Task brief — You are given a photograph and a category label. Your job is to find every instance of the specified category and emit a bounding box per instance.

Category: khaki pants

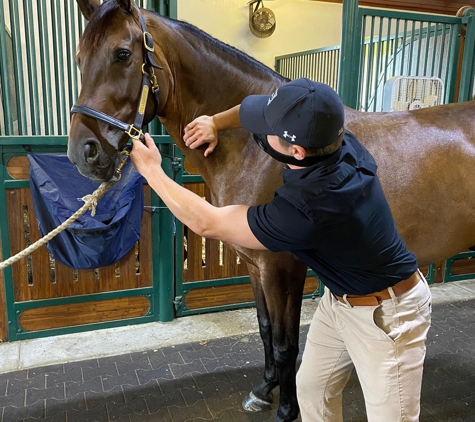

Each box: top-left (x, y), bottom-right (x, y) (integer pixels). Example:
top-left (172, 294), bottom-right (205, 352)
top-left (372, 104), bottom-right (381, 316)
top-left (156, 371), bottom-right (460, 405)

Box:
top-left (296, 274), bottom-right (432, 422)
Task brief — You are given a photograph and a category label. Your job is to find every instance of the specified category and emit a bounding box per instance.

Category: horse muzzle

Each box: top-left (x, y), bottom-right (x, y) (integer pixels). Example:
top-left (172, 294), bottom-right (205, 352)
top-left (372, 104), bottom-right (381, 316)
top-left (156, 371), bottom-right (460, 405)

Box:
top-left (67, 137), bottom-right (117, 182)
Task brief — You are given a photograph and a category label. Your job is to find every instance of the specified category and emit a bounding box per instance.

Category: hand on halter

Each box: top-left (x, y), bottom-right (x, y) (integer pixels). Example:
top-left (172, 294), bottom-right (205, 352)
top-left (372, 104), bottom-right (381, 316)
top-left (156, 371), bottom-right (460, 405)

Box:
top-left (130, 133), bottom-right (162, 180)
top-left (183, 115), bottom-right (218, 157)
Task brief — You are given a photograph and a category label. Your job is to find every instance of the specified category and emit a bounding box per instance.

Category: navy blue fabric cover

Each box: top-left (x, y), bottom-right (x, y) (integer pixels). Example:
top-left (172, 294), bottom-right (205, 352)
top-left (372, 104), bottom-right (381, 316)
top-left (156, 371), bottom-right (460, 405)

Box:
top-left (28, 154), bottom-right (144, 269)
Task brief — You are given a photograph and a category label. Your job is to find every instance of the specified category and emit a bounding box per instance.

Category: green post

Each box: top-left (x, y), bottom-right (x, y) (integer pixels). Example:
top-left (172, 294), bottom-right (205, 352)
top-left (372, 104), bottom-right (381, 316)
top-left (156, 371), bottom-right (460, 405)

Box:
top-left (338, 0), bottom-right (361, 108)
top-left (155, 141), bottom-right (175, 322)
top-left (0, 145), bottom-right (18, 340)
top-left (458, 8), bottom-right (475, 102)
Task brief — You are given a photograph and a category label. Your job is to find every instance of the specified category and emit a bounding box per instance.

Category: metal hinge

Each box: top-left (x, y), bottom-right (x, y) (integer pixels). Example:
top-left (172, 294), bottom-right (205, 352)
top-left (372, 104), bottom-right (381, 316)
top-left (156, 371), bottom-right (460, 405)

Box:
top-left (173, 295), bottom-right (183, 311)
top-left (172, 156), bottom-right (182, 171)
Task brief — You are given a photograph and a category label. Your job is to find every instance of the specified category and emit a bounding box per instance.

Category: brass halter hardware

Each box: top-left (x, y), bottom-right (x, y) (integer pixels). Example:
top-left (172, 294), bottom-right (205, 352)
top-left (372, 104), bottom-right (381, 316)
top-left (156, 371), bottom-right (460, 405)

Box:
top-left (115, 150), bottom-right (131, 180)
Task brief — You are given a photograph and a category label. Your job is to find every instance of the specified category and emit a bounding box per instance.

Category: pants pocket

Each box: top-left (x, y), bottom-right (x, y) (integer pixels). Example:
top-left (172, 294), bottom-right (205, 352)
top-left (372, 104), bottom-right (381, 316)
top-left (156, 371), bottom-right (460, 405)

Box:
top-left (372, 303), bottom-right (401, 342)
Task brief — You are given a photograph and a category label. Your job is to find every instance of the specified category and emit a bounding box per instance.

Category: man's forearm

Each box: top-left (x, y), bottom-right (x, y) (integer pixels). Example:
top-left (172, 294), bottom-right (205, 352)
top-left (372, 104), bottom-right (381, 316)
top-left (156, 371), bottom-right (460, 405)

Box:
top-left (141, 161), bottom-right (266, 250)
top-left (212, 105), bottom-right (241, 131)
top-left (145, 164), bottom-right (217, 238)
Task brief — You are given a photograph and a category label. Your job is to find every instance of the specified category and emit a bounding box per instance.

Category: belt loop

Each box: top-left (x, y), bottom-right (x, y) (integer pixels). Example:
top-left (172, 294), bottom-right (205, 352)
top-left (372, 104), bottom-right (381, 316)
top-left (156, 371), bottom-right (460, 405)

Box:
top-left (342, 294), bottom-right (353, 308)
top-left (387, 285), bottom-right (398, 303)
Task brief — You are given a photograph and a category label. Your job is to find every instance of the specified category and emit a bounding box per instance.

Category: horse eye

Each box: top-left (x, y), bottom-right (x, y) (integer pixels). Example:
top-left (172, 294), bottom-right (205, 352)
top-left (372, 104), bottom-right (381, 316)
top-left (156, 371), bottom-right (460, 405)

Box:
top-left (117, 50), bottom-right (131, 62)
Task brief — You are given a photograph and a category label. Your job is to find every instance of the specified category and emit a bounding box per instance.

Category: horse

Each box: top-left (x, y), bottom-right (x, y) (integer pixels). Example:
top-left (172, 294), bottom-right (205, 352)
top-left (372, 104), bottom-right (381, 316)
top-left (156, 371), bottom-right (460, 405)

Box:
top-left (68, 1), bottom-right (475, 420)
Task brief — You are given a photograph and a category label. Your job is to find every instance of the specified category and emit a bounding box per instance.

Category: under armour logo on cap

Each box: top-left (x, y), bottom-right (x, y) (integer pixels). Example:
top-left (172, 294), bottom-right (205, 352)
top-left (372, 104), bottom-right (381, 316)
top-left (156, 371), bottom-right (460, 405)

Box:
top-left (282, 131), bottom-right (296, 142)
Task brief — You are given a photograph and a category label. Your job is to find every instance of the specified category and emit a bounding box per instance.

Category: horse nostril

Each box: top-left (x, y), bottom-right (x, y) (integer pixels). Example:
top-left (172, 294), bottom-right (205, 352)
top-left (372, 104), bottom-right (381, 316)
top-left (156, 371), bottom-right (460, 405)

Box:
top-left (84, 141), bottom-right (98, 162)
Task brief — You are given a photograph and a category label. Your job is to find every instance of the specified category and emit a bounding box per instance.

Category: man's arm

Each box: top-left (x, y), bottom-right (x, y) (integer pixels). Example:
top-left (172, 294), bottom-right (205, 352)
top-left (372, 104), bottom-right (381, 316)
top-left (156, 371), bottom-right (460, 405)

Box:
top-left (183, 105), bottom-right (241, 156)
top-left (130, 134), bottom-right (267, 250)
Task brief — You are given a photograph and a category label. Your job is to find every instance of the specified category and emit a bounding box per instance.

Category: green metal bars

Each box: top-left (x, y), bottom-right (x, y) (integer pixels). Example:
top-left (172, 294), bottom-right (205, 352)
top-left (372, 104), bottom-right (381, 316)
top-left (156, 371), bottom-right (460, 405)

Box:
top-left (354, 9), bottom-right (463, 111)
top-left (275, 46), bottom-right (340, 90)
top-left (0, 0), bottom-right (178, 341)
top-left (275, 4), bottom-right (475, 112)
top-left (0, 0), bottom-right (177, 136)
top-left (338, 4), bottom-right (475, 110)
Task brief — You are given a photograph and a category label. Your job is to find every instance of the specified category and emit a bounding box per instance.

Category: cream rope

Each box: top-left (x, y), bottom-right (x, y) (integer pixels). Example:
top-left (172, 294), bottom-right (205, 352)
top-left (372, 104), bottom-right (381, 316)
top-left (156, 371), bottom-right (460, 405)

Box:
top-left (0, 178), bottom-right (118, 271)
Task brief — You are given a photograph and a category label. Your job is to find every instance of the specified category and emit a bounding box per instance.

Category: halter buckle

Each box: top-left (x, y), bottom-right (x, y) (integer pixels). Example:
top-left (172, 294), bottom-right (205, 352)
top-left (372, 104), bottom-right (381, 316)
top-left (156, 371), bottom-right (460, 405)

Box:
top-left (126, 125), bottom-right (143, 140)
top-left (150, 72), bottom-right (159, 93)
top-left (143, 32), bottom-right (154, 52)
top-left (114, 150), bottom-right (130, 181)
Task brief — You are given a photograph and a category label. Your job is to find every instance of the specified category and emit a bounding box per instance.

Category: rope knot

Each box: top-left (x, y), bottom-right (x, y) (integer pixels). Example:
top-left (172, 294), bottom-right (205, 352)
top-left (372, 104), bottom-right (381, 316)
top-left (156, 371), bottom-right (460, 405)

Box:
top-left (81, 194), bottom-right (98, 216)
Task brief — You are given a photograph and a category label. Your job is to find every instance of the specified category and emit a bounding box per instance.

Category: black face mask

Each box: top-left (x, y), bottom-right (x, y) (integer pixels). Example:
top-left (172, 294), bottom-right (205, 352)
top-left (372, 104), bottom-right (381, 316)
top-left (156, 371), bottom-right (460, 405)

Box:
top-left (253, 134), bottom-right (338, 167)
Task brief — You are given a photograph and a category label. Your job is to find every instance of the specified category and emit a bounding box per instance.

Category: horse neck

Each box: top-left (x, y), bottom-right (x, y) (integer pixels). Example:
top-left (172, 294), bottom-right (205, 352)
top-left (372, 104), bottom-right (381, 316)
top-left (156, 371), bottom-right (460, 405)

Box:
top-left (147, 13), bottom-right (284, 183)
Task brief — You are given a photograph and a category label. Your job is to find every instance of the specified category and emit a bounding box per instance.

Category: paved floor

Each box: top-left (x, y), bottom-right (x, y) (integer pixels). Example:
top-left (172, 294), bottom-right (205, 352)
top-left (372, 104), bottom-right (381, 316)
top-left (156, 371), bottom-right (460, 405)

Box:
top-left (0, 280), bottom-right (475, 421)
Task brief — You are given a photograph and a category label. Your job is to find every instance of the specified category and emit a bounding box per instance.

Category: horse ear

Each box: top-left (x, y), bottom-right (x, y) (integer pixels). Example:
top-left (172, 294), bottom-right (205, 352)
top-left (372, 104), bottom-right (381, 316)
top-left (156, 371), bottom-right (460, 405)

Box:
top-left (76, 0), bottom-right (100, 21)
top-left (116, 0), bottom-right (134, 13)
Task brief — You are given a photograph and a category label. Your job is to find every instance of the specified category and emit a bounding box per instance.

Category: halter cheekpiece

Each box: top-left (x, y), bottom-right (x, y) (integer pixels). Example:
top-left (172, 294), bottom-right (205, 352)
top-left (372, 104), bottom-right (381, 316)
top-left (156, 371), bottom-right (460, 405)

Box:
top-left (71, 12), bottom-right (162, 143)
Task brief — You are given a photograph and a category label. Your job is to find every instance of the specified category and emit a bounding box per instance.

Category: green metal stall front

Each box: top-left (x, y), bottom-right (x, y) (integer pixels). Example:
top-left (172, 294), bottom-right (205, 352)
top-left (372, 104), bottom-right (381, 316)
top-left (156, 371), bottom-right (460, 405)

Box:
top-left (0, 136), bottom-right (176, 341)
top-left (0, 0), bottom-right (180, 341)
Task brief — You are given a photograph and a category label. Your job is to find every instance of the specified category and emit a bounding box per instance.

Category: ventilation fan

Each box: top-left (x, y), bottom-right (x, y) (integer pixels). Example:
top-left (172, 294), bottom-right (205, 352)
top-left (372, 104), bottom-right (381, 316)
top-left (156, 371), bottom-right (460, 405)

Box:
top-left (382, 76), bottom-right (444, 112)
top-left (248, 0), bottom-right (276, 38)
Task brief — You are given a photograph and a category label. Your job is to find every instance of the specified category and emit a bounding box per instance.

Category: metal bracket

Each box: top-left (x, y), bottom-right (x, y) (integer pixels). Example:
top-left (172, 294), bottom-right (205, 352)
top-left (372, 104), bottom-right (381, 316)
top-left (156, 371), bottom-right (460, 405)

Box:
top-left (173, 296), bottom-right (183, 311)
top-left (172, 156), bottom-right (182, 171)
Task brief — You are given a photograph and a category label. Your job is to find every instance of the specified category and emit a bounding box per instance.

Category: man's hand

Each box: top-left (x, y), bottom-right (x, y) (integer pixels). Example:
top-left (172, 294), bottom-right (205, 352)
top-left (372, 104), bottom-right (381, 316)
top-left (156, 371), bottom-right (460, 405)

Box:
top-left (130, 133), bottom-right (162, 180)
top-left (183, 115), bottom-right (218, 157)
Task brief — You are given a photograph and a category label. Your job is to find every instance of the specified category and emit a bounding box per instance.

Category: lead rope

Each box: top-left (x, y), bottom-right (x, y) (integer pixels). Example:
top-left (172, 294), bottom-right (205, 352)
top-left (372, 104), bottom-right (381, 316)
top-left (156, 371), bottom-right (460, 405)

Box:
top-left (0, 150), bottom-right (130, 271)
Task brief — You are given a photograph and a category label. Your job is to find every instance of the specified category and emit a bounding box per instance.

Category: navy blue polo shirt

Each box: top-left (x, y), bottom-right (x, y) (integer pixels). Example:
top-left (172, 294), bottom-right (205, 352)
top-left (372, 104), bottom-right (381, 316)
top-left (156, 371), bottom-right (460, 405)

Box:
top-left (247, 131), bottom-right (417, 296)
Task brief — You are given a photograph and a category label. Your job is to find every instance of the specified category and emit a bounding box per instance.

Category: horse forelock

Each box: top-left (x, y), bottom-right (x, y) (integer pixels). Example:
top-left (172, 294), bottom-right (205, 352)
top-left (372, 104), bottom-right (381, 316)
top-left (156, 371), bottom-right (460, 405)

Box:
top-left (80, 1), bottom-right (139, 53)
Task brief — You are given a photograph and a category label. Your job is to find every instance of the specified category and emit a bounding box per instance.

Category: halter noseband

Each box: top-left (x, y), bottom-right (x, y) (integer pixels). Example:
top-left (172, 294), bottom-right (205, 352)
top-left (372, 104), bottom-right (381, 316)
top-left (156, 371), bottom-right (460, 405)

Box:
top-left (71, 13), bottom-right (162, 143)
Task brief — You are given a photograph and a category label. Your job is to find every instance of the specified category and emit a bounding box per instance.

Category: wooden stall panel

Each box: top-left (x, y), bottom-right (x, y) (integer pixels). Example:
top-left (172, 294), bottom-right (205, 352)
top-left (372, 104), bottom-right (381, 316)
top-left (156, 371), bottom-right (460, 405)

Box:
top-left (448, 254), bottom-right (475, 276)
top-left (183, 182), bottom-right (248, 283)
top-left (6, 156), bottom-right (29, 180)
top-left (19, 296), bottom-right (151, 331)
top-left (6, 184), bottom-right (153, 302)
top-left (185, 276), bottom-right (319, 311)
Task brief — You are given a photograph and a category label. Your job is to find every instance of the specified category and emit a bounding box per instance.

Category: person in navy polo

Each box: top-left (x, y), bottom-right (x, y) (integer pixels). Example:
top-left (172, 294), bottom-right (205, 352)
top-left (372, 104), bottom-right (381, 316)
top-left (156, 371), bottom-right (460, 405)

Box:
top-left (130, 78), bottom-right (432, 422)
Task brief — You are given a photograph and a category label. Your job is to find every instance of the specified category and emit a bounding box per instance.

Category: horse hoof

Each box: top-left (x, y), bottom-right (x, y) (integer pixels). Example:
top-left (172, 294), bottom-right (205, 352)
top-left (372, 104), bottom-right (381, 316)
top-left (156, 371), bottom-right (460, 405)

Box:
top-left (242, 391), bottom-right (274, 412)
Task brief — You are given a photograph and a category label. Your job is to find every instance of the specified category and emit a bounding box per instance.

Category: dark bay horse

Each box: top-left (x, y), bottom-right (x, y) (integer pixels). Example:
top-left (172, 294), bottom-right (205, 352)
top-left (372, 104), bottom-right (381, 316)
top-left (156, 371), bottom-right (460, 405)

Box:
top-left (68, 1), bottom-right (475, 420)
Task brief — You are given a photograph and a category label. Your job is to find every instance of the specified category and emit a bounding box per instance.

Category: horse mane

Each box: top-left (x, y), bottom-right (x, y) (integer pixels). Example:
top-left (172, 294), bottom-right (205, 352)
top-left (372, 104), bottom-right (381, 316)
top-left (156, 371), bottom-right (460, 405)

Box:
top-left (151, 12), bottom-right (287, 82)
top-left (81, 1), bottom-right (287, 82)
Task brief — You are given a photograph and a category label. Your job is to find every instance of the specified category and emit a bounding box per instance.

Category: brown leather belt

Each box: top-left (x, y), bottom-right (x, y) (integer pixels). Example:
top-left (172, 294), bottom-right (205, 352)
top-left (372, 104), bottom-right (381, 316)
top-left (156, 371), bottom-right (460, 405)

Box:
top-left (334, 271), bottom-right (422, 307)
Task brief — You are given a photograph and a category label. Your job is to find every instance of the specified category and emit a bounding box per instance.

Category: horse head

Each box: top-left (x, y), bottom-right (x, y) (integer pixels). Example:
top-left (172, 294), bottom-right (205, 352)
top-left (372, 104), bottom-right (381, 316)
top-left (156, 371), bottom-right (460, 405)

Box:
top-left (68, 0), bottom-right (169, 181)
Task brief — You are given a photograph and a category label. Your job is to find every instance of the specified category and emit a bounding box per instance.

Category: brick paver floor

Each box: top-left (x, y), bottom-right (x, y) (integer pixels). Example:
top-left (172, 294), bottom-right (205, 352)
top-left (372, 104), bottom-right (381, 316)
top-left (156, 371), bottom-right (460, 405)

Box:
top-left (0, 299), bottom-right (474, 421)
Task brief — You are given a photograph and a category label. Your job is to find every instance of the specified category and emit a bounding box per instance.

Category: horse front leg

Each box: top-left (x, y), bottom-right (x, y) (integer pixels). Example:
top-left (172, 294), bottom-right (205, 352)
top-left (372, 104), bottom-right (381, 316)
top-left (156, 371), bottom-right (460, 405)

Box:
top-left (242, 264), bottom-right (278, 412)
top-left (243, 259), bottom-right (308, 422)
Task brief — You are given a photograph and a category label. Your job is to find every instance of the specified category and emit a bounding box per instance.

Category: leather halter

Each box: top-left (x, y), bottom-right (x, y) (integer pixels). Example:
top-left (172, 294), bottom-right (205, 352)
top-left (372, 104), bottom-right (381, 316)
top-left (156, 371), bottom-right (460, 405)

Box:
top-left (71, 13), bottom-right (162, 143)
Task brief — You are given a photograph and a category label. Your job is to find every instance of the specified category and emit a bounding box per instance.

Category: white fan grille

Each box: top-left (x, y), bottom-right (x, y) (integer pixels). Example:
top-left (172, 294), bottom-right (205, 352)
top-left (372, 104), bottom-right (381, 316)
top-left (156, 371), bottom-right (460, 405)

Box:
top-left (383, 76), bottom-right (444, 112)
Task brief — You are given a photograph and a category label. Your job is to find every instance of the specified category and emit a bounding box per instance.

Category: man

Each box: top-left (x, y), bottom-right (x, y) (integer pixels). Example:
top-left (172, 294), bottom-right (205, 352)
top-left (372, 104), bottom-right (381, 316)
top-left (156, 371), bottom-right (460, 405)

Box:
top-left (130, 78), bottom-right (432, 422)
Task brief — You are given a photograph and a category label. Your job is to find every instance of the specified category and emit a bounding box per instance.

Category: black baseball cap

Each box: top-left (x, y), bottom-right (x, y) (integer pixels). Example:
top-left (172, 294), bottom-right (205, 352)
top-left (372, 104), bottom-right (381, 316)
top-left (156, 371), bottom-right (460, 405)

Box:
top-left (239, 78), bottom-right (344, 148)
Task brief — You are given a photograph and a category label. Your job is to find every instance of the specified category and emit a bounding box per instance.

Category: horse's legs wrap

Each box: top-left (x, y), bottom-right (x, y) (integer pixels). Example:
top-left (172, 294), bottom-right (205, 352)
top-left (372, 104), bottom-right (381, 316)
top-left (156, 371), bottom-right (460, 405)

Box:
top-left (244, 260), bottom-right (307, 422)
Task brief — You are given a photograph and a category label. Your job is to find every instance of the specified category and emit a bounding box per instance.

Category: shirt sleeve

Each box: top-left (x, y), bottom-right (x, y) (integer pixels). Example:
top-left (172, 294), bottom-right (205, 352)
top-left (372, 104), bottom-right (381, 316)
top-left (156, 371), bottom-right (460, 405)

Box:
top-left (247, 196), bottom-right (319, 252)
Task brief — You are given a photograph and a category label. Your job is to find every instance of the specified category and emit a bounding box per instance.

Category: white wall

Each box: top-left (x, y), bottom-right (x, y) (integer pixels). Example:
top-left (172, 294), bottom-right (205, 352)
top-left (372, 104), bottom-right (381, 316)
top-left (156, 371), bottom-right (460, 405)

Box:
top-left (177, 0), bottom-right (343, 70)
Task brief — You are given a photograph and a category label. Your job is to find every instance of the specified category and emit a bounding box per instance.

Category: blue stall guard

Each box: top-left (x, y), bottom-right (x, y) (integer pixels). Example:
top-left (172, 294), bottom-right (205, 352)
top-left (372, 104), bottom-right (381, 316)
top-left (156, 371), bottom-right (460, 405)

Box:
top-left (28, 154), bottom-right (144, 269)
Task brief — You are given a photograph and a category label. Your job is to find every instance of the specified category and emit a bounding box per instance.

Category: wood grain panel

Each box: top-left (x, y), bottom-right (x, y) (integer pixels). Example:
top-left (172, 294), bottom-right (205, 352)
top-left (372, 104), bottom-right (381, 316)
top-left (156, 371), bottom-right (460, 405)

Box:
top-left (320, 0), bottom-right (475, 16)
top-left (449, 256), bottom-right (475, 276)
top-left (182, 182), bottom-right (248, 282)
top-left (185, 283), bottom-right (255, 310)
top-left (7, 185), bottom-right (152, 302)
top-left (303, 276), bottom-right (319, 295)
top-left (185, 276), bottom-right (319, 310)
top-left (19, 296), bottom-right (150, 331)
top-left (6, 156), bottom-right (29, 180)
